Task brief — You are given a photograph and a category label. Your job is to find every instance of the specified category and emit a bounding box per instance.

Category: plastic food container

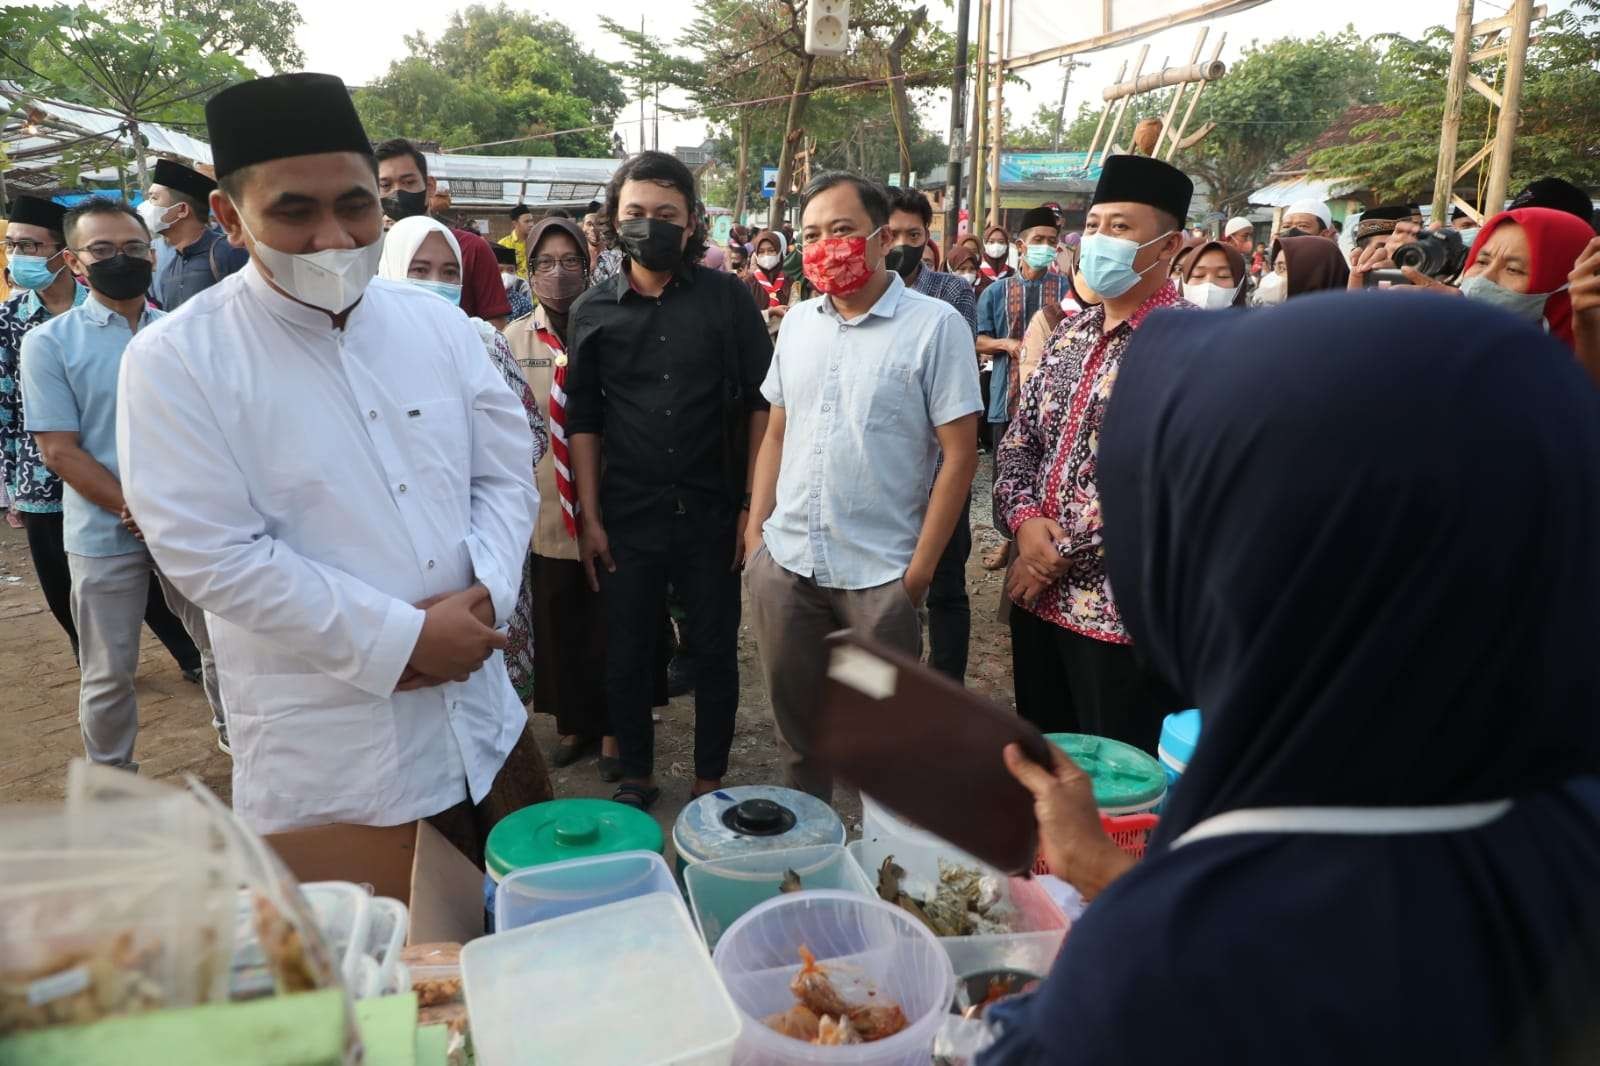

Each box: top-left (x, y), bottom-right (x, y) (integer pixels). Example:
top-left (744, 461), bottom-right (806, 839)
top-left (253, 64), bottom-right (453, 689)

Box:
top-left (462, 892), bottom-right (740, 1066)
top-left (685, 844), bottom-right (874, 950)
top-left (1158, 709), bottom-right (1202, 792)
top-left (363, 896), bottom-right (409, 997)
top-left (673, 786), bottom-right (845, 876)
top-left (482, 798), bottom-right (665, 927)
top-left (845, 837), bottom-right (1067, 980)
top-left (495, 850), bottom-right (678, 932)
top-left (712, 890), bottom-right (957, 1066)
top-left (1045, 733), bottom-right (1167, 816)
top-left (299, 881), bottom-right (372, 993)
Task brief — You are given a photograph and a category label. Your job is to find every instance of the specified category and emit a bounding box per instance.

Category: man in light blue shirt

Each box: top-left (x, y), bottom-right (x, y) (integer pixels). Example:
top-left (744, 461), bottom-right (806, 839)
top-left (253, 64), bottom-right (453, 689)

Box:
top-left (744, 172), bottom-right (982, 801)
top-left (19, 197), bottom-right (201, 769)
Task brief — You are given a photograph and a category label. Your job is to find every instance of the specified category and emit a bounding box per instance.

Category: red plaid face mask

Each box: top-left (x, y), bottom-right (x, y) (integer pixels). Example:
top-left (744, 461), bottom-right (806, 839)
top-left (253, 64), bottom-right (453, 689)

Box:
top-left (802, 230), bottom-right (880, 296)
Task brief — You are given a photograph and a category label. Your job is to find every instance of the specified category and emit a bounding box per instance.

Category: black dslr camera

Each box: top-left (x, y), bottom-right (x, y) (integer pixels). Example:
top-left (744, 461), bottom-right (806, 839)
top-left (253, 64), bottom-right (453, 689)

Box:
top-left (1367, 229), bottom-right (1469, 286)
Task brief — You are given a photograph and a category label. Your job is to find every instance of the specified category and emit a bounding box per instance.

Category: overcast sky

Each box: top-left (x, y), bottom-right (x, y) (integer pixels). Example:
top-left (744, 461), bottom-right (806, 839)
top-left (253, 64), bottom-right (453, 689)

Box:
top-left (294, 0), bottom-right (1571, 158)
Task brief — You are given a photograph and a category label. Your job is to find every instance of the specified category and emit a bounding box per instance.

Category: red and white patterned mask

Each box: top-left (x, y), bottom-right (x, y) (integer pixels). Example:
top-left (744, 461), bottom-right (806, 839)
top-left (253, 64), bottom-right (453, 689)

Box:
top-left (802, 230), bottom-right (880, 296)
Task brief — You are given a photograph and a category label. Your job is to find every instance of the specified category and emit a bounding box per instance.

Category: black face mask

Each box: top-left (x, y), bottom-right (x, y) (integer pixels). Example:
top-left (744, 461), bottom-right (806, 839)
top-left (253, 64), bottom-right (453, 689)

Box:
top-left (616, 218), bottom-right (684, 272)
top-left (883, 244), bottom-right (923, 281)
top-left (381, 188), bottom-right (429, 221)
top-left (86, 254), bottom-right (153, 301)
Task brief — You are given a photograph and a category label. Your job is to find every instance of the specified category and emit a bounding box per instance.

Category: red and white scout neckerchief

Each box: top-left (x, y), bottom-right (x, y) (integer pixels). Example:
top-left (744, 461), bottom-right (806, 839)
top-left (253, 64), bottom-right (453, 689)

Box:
top-left (536, 325), bottom-right (579, 538)
top-left (754, 267), bottom-right (786, 308)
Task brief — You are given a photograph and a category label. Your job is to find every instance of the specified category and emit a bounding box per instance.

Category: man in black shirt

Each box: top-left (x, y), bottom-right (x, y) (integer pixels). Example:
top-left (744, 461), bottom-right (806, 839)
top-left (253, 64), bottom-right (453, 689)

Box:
top-left (565, 151), bottom-right (773, 810)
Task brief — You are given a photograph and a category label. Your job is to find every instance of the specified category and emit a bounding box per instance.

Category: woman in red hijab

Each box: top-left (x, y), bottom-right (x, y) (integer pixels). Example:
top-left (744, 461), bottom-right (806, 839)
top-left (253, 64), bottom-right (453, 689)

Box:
top-left (1457, 206), bottom-right (1594, 348)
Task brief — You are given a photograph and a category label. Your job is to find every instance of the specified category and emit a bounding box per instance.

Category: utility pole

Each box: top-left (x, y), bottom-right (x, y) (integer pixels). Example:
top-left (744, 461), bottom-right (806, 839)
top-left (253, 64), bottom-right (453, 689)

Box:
top-left (638, 16), bottom-right (647, 153)
top-left (987, 0), bottom-right (1007, 228)
top-left (942, 0), bottom-right (971, 249)
top-left (970, 0), bottom-right (990, 232)
top-left (1051, 58), bottom-right (1088, 151)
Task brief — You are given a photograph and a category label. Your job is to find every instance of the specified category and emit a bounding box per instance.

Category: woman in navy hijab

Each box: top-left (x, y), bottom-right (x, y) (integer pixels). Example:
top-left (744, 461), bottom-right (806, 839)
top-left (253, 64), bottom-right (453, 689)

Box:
top-left (990, 291), bottom-right (1600, 1064)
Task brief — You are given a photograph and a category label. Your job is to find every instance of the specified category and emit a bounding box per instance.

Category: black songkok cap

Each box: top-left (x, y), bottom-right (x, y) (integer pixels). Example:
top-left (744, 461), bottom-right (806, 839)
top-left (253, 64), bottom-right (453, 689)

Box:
top-left (152, 158), bottom-right (216, 201)
top-left (206, 73), bottom-right (372, 180)
top-left (1018, 205), bottom-right (1060, 232)
top-left (6, 194), bottom-right (65, 232)
top-left (1091, 154), bottom-right (1193, 223)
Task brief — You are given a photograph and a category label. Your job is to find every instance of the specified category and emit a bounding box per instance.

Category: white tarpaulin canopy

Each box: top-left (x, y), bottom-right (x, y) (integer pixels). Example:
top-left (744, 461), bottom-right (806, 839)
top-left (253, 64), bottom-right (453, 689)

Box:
top-left (0, 84), bottom-right (212, 171)
top-left (423, 153), bottom-right (619, 209)
top-left (1005, 0), bottom-right (1271, 70)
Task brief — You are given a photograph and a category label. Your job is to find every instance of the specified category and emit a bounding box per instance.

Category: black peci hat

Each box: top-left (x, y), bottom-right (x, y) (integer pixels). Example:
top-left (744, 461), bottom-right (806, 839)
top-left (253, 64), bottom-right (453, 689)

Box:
top-left (205, 73), bottom-right (372, 180)
top-left (151, 158), bottom-right (216, 202)
top-left (1091, 154), bottom-right (1194, 223)
top-left (6, 194), bottom-right (66, 234)
top-left (492, 243), bottom-right (518, 267)
top-left (1018, 205), bottom-right (1060, 232)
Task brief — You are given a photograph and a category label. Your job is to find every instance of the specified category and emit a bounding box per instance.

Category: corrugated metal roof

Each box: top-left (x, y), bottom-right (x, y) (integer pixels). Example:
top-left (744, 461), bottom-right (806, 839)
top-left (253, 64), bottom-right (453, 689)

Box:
top-left (1248, 175), bottom-right (1361, 208)
top-left (423, 153), bottom-right (620, 208)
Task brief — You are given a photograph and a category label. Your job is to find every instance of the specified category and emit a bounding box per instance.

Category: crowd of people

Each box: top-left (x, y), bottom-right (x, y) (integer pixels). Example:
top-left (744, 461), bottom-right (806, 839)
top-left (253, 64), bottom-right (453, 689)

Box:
top-left (0, 66), bottom-right (1597, 1059)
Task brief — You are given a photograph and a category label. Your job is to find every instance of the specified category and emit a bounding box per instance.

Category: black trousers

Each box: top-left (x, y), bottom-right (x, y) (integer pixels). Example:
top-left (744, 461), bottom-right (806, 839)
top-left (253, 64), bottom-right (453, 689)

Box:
top-left (600, 511), bottom-right (741, 781)
top-left (1010, 606), bottom-right (1179, 754)
top-left (926, 500), bottom-right (971, 682)
top-left (20, 510), bottom-right (200, 668)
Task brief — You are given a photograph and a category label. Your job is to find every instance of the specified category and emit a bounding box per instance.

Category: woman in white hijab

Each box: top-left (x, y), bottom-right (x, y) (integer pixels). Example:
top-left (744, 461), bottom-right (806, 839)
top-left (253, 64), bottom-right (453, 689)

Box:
top-left (378, 215), bottom-right (549, 704)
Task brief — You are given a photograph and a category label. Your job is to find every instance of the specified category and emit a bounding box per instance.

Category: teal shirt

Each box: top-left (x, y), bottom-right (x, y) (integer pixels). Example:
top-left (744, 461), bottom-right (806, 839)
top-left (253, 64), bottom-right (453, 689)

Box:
top-left (19, 296), bottom-right (163, 556)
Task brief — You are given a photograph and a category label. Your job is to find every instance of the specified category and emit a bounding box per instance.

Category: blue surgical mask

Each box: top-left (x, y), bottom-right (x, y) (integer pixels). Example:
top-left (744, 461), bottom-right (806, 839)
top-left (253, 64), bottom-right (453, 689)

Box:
top-left (409, 278), bottom-right (463, 306)
top-left (1456, 227), bottom-right (1480, 249)
top-left (10, 253), bottom-right (63, 291)
top-left (1024, 244), bottom-right (1056, 270)
top-left (1458, 274), bottom-right (1562, 324)
top-left (1077, 230), bottom-right (1174, 299)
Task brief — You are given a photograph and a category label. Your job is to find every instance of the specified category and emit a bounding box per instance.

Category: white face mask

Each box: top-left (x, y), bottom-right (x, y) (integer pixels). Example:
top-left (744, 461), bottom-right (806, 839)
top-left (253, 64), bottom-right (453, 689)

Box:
top-left (984, 241), bottom-right (1009, 260)
top-left (240, 216), bottom-right (383, 313)
top-left (138, 199), bottom-right (176, 235)
top-left (1182, 280), bottom-right (1237, 310)
top-left (1254, 272), bottom-right (1288, 306)
top-left (755, 253), bottom-right (781, 271)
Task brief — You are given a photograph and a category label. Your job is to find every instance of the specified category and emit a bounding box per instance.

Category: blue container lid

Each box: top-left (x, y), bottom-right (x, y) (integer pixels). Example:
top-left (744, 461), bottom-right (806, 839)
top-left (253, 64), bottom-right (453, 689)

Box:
top-left (1159, 709), bottom-right (1202, 768)
top-left (672, 785), bottom-right (844, 866)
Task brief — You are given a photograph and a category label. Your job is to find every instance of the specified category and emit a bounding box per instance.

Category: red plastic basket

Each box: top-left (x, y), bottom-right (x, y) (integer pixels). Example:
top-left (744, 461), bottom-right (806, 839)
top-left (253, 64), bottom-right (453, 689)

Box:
top-left (1032, 812), bottom-right (1160, 876)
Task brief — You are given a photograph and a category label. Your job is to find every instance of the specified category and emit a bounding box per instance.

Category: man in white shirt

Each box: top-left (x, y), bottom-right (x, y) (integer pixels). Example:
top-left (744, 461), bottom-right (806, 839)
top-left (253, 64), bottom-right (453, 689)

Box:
top-left (116, 73), bottom-right (541, 861)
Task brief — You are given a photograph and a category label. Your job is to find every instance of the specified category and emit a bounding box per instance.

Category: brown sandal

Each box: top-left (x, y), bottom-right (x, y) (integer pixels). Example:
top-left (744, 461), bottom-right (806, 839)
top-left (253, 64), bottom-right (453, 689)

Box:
top-left (982, 544), bottom-right (1010, 571)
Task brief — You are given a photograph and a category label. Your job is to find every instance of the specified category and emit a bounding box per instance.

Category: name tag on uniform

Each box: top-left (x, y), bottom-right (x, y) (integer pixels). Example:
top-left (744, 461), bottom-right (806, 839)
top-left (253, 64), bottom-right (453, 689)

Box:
top-left (526, 357), bottom-right (552, 368)
top-left (407, 408), bottom-right (422, 418)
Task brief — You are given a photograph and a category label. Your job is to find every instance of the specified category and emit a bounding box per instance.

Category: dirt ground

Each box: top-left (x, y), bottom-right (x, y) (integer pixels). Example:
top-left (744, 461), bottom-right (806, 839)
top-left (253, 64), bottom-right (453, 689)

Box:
top-left (0, 464), bottom-right (1016, 847)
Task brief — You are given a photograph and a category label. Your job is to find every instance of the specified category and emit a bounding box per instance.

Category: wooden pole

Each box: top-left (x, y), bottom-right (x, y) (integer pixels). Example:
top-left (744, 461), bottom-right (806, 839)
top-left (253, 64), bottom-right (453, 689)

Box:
top-left (1431, 0), bottom-right (1477, 223)
top-left (1156, 29), bottom-right (1208, 155)
top-left (1164, 31), bottom-right (1225, 162)
top-left (987, 0), bottom-right (1007, 228)
top-left (1096, 43), bottom-right (1148, 168)
top-left (1081, 60), bottom-right (1126, 165)
top-left (1483, 0), bottom-right (1533, 214)
top-left (971, 0), bottom-right (990, 235)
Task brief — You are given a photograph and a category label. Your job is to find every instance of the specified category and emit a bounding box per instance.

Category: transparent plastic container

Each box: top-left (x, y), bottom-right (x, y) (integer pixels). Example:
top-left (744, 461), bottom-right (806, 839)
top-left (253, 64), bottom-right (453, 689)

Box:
top-left (299, 881), bottom-right (373, 993)
top-left (712, 890), bottom-right (956, 1066)
top-left (685, 844), bottom-right (874, 950)
top-left (363, 896), bottom-right (409, 997)
top-left (845, 838), bottom-right (1067, 980)
top-left (462, 892), bottom-right (740, 1066)
top-left (493, 850), bottom-right (678, 932)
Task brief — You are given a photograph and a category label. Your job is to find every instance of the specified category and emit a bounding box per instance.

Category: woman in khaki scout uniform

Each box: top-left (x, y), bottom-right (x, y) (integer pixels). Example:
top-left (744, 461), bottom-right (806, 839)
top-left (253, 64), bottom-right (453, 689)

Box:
top-left (504, 218), bottom-right (621, 779)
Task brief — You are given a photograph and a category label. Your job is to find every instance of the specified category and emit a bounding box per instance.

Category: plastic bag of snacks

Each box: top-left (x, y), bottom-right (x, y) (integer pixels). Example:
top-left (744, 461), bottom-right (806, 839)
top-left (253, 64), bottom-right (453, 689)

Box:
top-left (400, 943), bottom-right (471, 1066)
top-left (0, 763), bottom-right (361, 1064)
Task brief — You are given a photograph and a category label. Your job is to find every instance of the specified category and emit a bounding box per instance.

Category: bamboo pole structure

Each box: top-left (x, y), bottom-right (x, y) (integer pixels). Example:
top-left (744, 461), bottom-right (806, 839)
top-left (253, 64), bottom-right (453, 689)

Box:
top-left (1482, 0), bottom-right (1533, 213)
top-left (1431, 0), bottom-right (1478, 222)
top-left (987, 0), bottom-right (1008, 227)
top-left (971, 0), bottom-right (991, 233)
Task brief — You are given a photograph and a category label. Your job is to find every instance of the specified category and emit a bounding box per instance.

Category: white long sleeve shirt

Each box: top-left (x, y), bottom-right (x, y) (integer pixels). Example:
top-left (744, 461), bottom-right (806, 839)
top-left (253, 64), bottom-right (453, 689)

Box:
top-left (117, 264), bottom-right (537, 832)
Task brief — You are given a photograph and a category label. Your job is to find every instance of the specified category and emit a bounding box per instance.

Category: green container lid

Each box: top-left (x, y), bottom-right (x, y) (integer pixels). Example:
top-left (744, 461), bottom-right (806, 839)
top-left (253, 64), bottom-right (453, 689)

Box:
top-left (1045, 733), bottom-right (1167, 812)
top-left (485, 798), bottom-right (665, 881)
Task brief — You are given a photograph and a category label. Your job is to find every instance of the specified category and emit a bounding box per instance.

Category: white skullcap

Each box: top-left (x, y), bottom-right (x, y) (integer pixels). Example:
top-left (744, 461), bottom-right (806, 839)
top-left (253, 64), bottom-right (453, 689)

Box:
top-left (1224, 216), bottom-right (1253, 237)
top-left (1285, 198), bottom-right (1331, 228)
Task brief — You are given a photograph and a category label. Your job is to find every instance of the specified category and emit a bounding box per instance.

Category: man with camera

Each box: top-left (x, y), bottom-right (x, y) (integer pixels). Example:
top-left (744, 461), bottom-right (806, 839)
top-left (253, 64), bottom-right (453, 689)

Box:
top-left (1349, 226), bottom-right (1468, 290)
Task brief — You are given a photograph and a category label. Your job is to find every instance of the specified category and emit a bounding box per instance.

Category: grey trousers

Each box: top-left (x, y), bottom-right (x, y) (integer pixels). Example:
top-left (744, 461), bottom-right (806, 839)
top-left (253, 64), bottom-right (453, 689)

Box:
top-left (68, 549), bottom-right (153, 768)
top-left (746, 546), bottom-right (922, 803)
top-left (156, 571), bottom-right (222, 733)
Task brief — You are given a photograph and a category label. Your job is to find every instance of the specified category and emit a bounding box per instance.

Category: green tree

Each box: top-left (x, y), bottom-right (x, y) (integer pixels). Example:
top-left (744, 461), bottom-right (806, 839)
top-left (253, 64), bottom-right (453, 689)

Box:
top-left (674, 0), bottom-right (952, 227)
top-left (1177, 30), bottom-right (1381, 214)
top-left (1310, 3), bottom-right (1600, 204)
top-left (356, 3), bottom-right (627, 157)
top-left (113, 0), bottom-right (304, 71)
top-left (0, 4), bottom-right (253, 182)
